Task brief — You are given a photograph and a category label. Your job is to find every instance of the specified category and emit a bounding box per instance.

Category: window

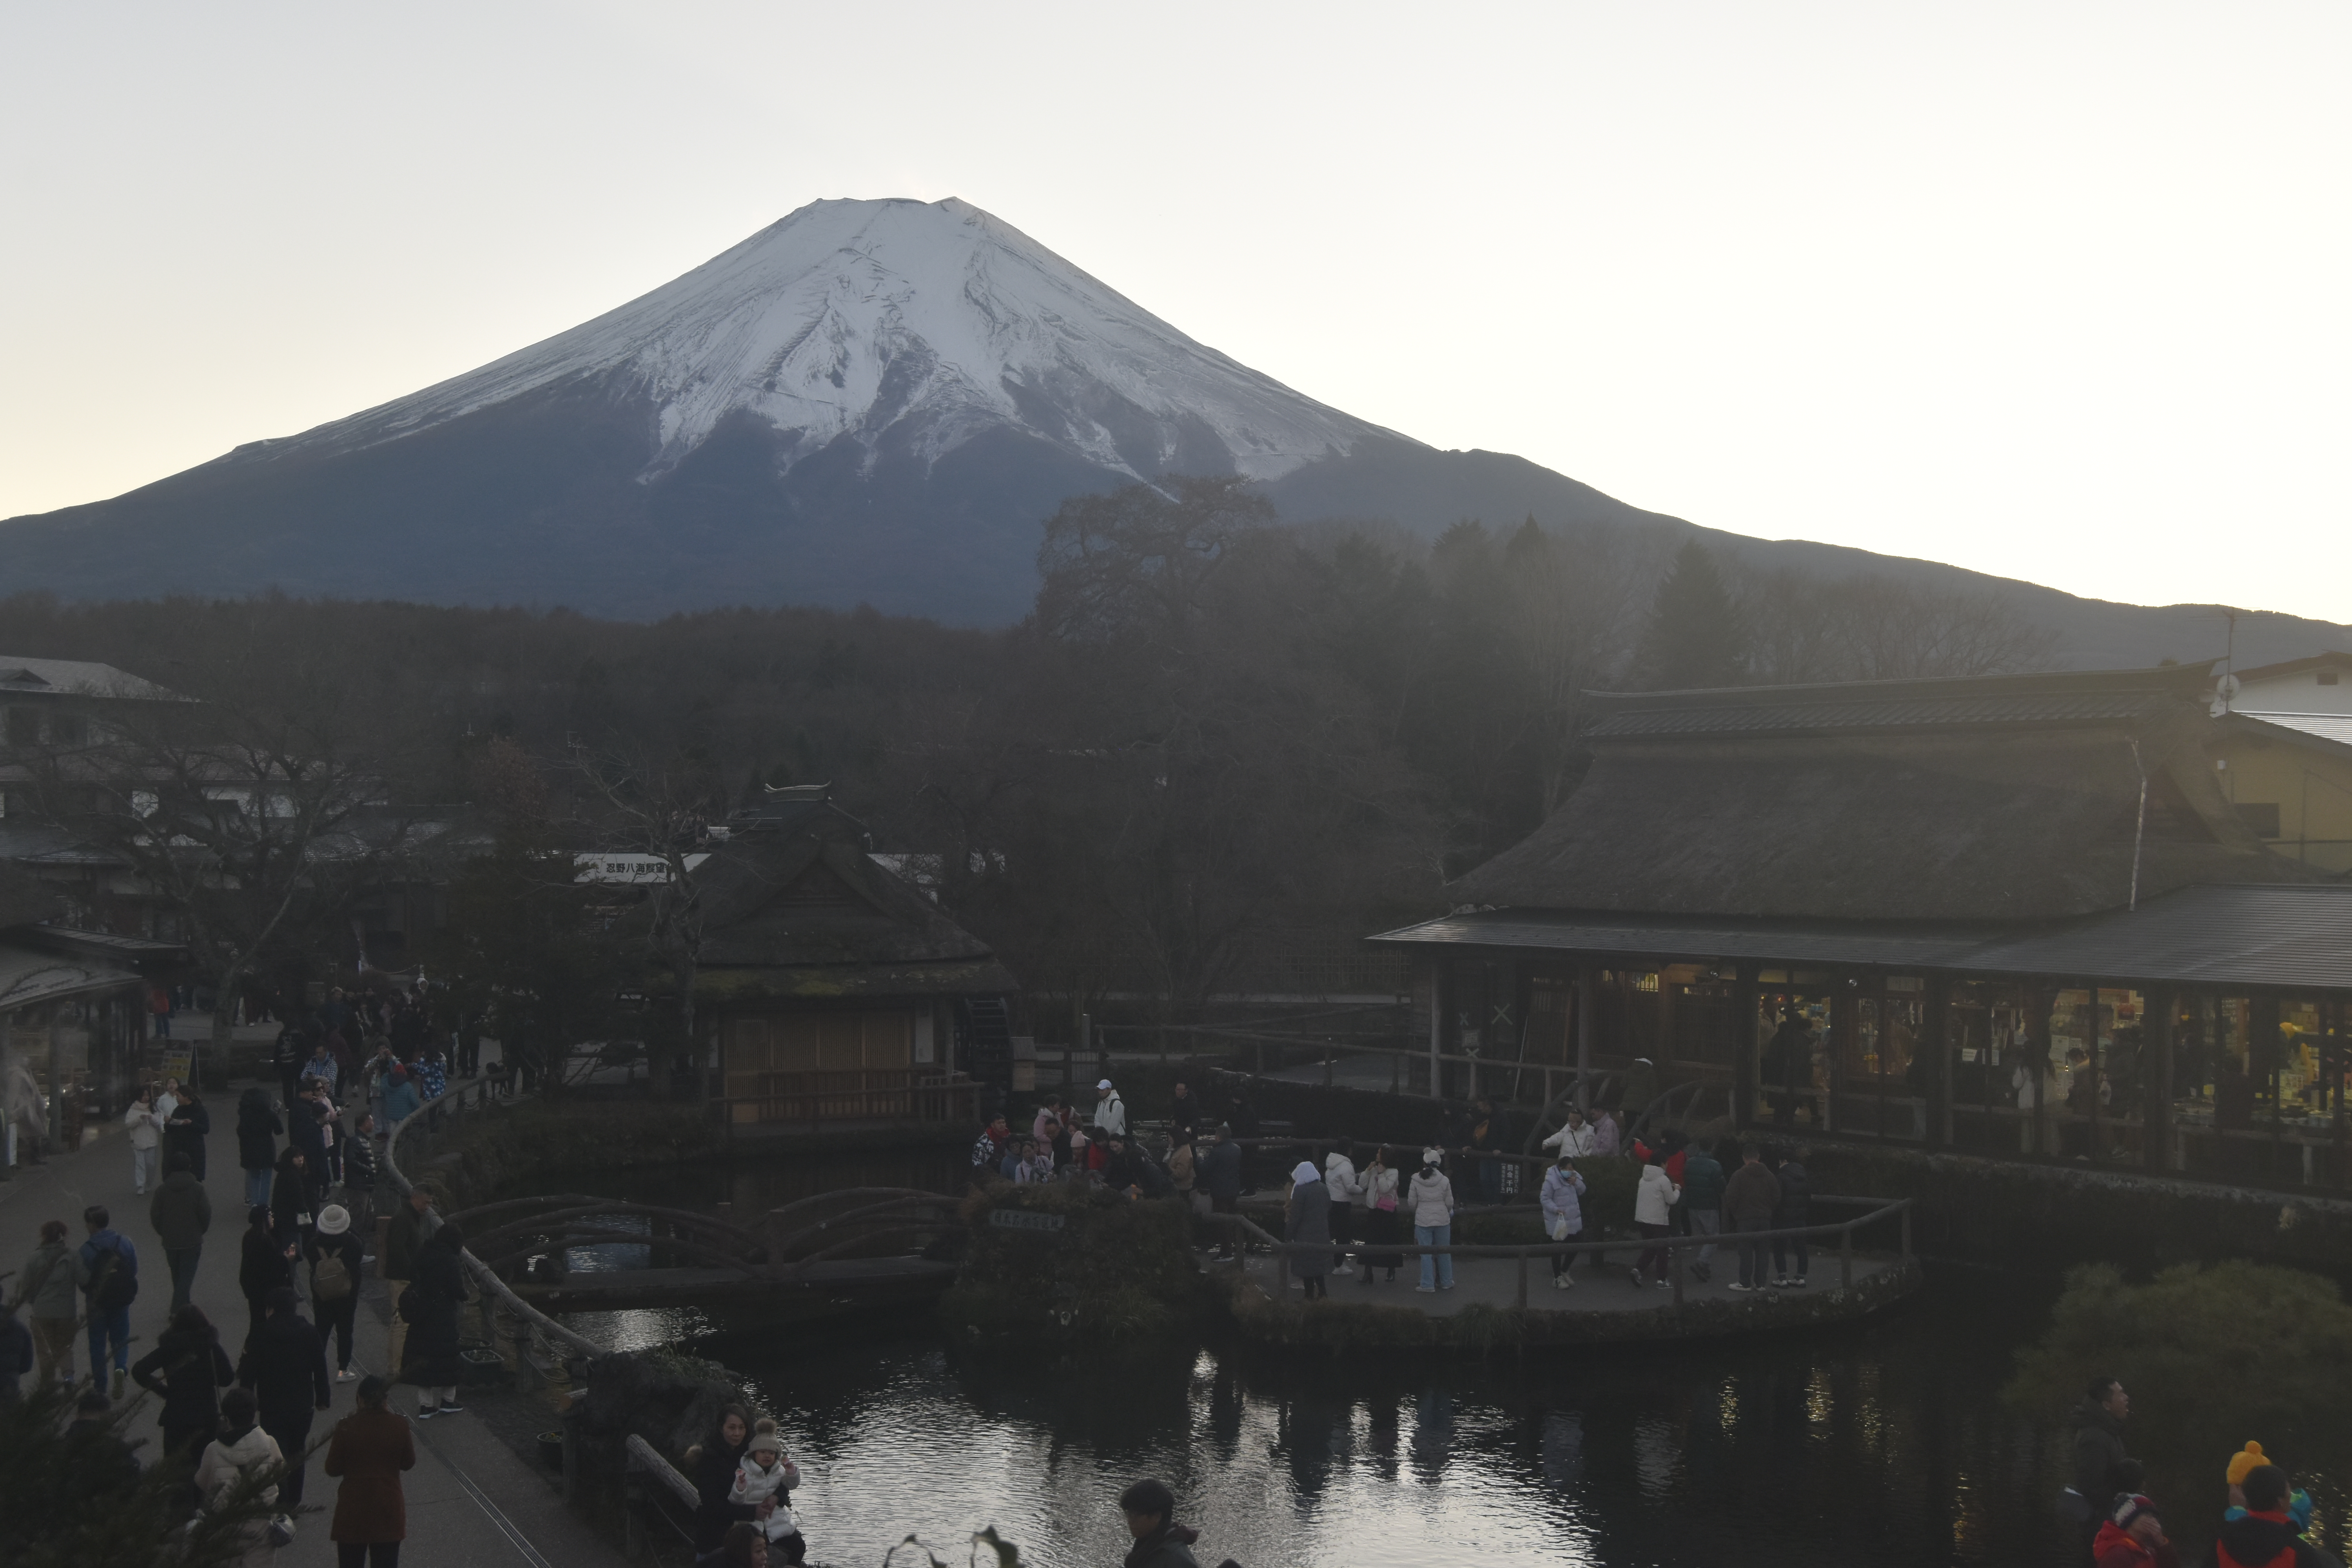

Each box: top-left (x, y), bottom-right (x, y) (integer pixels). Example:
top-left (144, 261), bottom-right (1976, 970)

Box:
top-left (4, 708), bottom-right (36, 746)
top-left (46, 711), bottom-right (85, 745)
top-left (2321, 672), bottom-right (2341, 686)
top-left (2236, 802), bottom-right (2282, 838)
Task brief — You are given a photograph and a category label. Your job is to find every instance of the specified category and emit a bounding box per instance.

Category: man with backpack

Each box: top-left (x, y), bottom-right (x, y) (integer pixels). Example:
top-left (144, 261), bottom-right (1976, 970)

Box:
top-left (305, 1203), bottom-right (365, 1382)
top-left (79, 1205), bottom-right (140, 1399)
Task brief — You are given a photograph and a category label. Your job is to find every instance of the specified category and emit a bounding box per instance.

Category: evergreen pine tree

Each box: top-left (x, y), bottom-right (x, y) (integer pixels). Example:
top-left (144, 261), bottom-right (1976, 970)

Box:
top-left (1637, 540), bottom-right (1748, 689)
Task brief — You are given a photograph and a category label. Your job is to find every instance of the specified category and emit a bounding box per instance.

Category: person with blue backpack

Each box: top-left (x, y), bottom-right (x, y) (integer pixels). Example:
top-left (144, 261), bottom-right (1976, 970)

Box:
top-left (78, 1204), bottom-right (140, 1399)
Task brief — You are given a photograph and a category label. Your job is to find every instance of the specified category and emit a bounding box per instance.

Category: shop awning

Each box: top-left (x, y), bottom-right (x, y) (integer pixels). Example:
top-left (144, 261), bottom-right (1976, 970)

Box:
top-left (1368, 884), bottom-right (2352, 994)
top-left (0, 941), bottom-right (143, 1013)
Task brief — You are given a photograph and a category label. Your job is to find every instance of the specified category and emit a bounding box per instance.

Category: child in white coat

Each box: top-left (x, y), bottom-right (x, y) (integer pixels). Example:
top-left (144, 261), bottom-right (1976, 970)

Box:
top-left (729, 1418), bottom-right (807, 1563)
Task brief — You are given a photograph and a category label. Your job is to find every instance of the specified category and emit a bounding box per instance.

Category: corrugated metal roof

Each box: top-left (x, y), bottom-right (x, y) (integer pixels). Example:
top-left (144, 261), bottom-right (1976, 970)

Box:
top-left (1367, 912), bottom-right (2004, 969)
top-left (0, 655), bottom-right (180, 701)
top-left (1369, 884), bottom-right (2352, 993)
top-left (1585, 691), bottom-right (2167, 740)
top-left (2238, 711), bottom-right (2352, 749)
top-left (1956, 885), bottom-right (2352, 989)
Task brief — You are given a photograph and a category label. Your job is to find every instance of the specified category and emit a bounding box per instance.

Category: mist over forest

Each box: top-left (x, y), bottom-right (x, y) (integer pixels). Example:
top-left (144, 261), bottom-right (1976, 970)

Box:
top-left (0, 479), bottom-right (2056, 1015)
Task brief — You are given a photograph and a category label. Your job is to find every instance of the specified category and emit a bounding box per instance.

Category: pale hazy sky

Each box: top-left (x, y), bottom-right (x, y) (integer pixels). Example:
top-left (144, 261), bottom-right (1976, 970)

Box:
top-left (5, 2), bottom-right (2347, 621)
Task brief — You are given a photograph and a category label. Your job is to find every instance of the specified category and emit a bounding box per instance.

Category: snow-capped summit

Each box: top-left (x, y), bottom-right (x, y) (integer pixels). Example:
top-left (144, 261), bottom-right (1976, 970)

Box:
top-left (269, 197), bottom-right (1388, 488)
top-left (0, 196), bottom-right (1667, 621)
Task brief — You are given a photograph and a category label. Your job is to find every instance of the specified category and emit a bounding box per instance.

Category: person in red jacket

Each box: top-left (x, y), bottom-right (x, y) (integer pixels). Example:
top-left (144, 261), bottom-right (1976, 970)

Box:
top-left (2216, 1466), bottom-right (2338, 1568)
top-left (2091, 1494), bottom-right (2168, 1568)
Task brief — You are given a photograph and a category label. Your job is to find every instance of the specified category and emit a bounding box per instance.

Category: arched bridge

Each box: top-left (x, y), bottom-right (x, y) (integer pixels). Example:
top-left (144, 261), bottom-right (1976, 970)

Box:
top-left (448, 1187), bottom-right (966, 1317)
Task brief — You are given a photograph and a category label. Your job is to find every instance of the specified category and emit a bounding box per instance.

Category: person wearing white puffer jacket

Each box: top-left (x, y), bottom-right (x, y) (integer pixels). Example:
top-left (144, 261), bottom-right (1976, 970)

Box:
top-left (1406, 1149), bottom-right (1456, 1294)
top-left (1321, 1150), bottom-right (1359, 1275)
top-left (1630, 1150), bottom-right (1682, 1289)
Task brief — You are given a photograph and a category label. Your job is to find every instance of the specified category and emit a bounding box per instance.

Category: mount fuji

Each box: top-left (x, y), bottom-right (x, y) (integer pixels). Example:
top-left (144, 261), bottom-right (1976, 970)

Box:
top-left (0, 197), bottom-right (1671, 621)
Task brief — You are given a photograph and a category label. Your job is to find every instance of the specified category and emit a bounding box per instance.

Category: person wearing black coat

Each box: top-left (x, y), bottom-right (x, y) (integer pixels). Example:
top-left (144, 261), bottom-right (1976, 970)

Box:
top-left (237, 1286), bottom-right (332, 1509)
top-left (164, 1087), bottom-right (211, 1181)
top-left (239, 1204), bottom-right (294, 1346)
top-left (270, 1145), bottom-right (313, 1248)
top-left (686, 1405), bottom-right (759, 1553)
top-left (235, 1088), bottom-right (282, 1214)
top-left (131, 1303), bottom-right (237, 1465)
top-left (403, 1224), bottom-right (470, 1419)
top-left (1767, 1148), bottom-right (1811, 1288)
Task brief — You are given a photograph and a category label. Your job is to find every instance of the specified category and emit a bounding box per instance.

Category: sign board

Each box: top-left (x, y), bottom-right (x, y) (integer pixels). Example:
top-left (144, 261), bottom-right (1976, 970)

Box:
top-left (158, 1046), bottom-right (194, 1086)
top-left (988, 1208), bottom-right (1066, 1234)
top-left (576, 853), bottom-right (711, 886)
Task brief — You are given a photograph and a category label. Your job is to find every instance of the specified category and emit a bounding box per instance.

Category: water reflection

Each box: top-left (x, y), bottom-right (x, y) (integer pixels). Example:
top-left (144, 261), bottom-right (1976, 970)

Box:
top-left (561, 1269), bottom-right (2083, 1568)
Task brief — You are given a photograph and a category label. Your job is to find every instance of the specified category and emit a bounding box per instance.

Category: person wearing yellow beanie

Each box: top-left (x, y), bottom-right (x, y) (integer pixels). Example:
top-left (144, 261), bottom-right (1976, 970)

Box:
top-left (2223, 1441), bottom-right (2316, 1535)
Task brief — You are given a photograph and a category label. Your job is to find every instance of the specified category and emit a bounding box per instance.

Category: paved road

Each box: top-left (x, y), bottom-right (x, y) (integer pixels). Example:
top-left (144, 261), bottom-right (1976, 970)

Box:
top-left (2, 1089), bottom-right (628, 1568)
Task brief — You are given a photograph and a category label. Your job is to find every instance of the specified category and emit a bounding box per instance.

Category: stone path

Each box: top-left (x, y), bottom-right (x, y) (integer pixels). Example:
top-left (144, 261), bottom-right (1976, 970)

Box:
top-left (1, 1085), bottom-right (627, 1568)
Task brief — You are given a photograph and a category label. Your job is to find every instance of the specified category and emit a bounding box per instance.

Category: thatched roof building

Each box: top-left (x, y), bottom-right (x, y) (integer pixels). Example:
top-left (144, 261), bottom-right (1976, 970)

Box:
top-left (1449, 665), bottom-right (2301, 921)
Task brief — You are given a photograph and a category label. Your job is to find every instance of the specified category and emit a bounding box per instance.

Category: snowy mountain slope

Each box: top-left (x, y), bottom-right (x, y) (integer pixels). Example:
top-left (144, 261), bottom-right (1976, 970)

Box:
top-left (248, 197), bottom-right (1390, 488)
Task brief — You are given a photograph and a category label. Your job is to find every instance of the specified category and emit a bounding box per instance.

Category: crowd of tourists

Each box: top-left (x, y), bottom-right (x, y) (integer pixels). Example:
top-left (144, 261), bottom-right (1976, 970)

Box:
top-left (2, 984), bottom-right (483, 1564)
top-left (967, 1073), bottom-right (1817, 1296)
top-left (2066, 1376), bottom-right (2339, 1567)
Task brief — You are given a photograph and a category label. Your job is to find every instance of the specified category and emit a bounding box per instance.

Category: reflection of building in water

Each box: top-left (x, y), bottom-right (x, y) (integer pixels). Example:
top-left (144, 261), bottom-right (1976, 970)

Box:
top-left (1374, 665), bottom-right (2352, 1190)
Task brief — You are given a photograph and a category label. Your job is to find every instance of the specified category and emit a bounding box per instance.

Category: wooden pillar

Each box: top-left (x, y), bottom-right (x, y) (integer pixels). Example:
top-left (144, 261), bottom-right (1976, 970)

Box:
top-left (46, 1009), bottom-right (64, 1147)
top-left (1732, 963), bottom-right (1759, 1130)
top-left (1574, 961), bottom-right (1595, 1112)
top-left (2332, 998), bottom-right (2348, 1191)
top-left (2148, 985), bottom-right (2175, 1173)
top-left (1426, 961), bottom-right (1443, 1102)
top-left (1926, 977), bottom-right (1952, 1150)
top-left (2026, 985), bottom-right (2055, 1158)
top-left (1655, 971), bottom-right (1676, 1073)
top-left (2087, 984), bottom-right (2106, 1166)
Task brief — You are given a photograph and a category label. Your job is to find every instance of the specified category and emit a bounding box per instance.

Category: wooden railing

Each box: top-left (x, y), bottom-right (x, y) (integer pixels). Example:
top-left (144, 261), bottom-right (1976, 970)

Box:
top-left (1211, 1194), bottom-right (1913, 1310)
top-left (722, 1067), bottom-right (978, 1126)
top-left (381, 1075), bottom-right (606, 1365)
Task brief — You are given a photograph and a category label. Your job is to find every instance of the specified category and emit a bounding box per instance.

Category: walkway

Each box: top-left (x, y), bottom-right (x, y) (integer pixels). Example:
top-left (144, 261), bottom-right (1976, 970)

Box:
top-left (1, 1088), bottom-right (627, 1568)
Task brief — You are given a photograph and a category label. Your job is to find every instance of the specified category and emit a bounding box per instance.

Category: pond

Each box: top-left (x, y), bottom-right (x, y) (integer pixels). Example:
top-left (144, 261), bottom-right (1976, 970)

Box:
top-left (537, 1155), bottom-right (2347, 1567)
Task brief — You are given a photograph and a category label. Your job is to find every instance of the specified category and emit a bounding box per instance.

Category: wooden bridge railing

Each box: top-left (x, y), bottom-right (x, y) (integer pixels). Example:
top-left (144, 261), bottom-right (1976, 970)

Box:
top-left (1206, 1193), bottom-right (1912, 1310)
top-left (381, 1074), bottom-right (606, 1365)
top-left (721, 1067), bottom-right (979, 1127)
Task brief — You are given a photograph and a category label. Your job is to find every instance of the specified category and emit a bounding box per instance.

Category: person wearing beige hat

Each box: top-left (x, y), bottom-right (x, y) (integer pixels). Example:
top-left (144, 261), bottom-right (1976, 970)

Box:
top-left (305, 1203), bottom-right (367, 1382)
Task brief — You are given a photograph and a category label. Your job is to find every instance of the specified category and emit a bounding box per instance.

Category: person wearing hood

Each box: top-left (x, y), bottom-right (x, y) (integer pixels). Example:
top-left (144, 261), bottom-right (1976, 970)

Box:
top-left (131, 1302), bottom-right (236, 1466)
top-left (195, 1386), bottom-right (285, 1560)
top-left (125, 1083), bottom-right (165, 1196)
top-left (1591, 1106), bottom-right (1623, 1159)
top-left (235, 1087), bottom-right (283, 1214)
top-left (1539, 1153), bottom-right (1588, 1289)
top-left (165, 1083), bottom-right (211, 1181)
top-left (2092, 1492), bottom-right (2171, 1568)
top-left (305, 1203), bottom-right (365, 1382)
top-left (1118, 1478), bottom-right (1203, 1568)
top-left (150, 1151), bottom-right (214, 1314)
top-left (240, 1203), bottom-right (295, 1347)
top-left (237, 1285), bottom-right (331, 1511)
top-left (1322, 1149), bottom-right (1361, 1275)
top-left (1678, 1139), bottom-right (1727, 1285)
top-left (1408, 1149), bottom-right (1456, 1293)
top-left (15, 1218), bottom-right (86, 1386)
top-left (2215, 1465), bottom-right (2334, 1568)
top-left (1283, 1160), bottom-right (1333, 1299)
top-left (2069, 1377), bottom-right (2134, 1541)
